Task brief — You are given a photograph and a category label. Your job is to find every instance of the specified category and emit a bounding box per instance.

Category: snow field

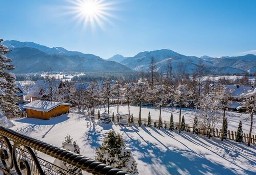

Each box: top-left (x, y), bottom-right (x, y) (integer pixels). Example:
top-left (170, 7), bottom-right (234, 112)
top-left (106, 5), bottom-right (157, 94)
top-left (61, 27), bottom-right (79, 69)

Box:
top-left (10, 111), bottom-right (256, 175)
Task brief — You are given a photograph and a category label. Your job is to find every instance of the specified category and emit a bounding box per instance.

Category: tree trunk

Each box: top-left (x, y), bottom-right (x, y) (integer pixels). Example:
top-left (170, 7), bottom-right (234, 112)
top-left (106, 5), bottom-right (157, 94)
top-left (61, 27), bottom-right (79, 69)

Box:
top-left (248, 111), bottom-right (253, 146)
top-left (179, 105), bottom-right (181, 133)
top-left (107, 97), bottom-right (110, 114)
top-left (117, 98), bottom-right (119, 114)
top-left (221, 108), bottom-right (226, 141)
top-left (139, 101), bottom-right (142, 126)
top-left (128, 98), bottom-right (131, 117)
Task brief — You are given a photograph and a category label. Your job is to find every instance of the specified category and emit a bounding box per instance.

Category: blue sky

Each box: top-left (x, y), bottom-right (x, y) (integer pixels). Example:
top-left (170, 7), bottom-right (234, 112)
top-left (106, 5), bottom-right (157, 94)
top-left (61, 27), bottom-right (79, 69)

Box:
top-left (0, 0), bottom-right (256, 59)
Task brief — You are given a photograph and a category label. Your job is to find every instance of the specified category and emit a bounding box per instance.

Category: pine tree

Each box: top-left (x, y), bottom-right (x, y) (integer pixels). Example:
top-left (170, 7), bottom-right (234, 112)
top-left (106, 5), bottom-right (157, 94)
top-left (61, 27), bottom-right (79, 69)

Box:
top-left (181, 115), bottom-right (186, 131)
top-left (158, 113), bottom-right (163, 128)
top-left (193, 116), bottom-right (198, 134)
top-left (236, 121), bottom-right (243, 142)
top-left (96, 130), bottom-right (138, 174)
top-left (98, 110), bottom-right (101, 119)
top-left (112, 112), bottom-right (115, 123)
top-left (147, 112), bottom-right (151, 127)
top-left (222, 117), bottom-right (228, 140)
top-left (130, 114), bottom-right (134, 123)
top-left (164, 122), bottom-right (167, 129)
top-left (0, 39), bottom-right (19, 118)
top-left (169, 113), bottom-right (174, 130)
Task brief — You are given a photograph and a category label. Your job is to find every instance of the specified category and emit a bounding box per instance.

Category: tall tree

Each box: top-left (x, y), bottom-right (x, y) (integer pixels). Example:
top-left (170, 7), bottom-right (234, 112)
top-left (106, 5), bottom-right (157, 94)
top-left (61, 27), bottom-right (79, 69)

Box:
top-left (169, 113), bottom-right (174, 130)
top-left (132, 82), bottom-right (147, 126)
top-left (0, 39), bottom-right (19, 118)
top-left (149, 57), bottom-right (157, 89)
top-left (222, 117), bottom-right (228, 140)
top-left (193, 116), bottom-right (198, 134)
top-left (236, 121), bottom-right (243, 142)
top-left (174, 84), bottom-right (191, 132)
top-left (102, 80), bottom-right (111, 114)
top-left (124, 83), bottom-right (132, 117)
top-left (181, 115), bottom-right (186, 131)
top-left (243, 95), bottom-right (255, 146)
top-left (147, 112), bottom-right (151, 127)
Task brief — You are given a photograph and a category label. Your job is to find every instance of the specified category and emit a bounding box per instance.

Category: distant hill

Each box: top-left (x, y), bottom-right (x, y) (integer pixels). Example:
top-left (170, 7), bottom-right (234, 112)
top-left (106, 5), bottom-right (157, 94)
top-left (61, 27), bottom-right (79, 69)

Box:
top-left (108, 54), bottom-right (126, 63)
top-left (4, 40), bottom-right (133, 74)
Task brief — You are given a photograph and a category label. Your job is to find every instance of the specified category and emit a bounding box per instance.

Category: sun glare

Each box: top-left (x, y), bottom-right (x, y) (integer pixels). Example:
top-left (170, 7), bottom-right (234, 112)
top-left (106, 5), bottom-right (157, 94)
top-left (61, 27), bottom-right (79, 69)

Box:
top-left (79, 0), bottom-right (101, 17)
top-left (67, 0), bottom-right (116, 29)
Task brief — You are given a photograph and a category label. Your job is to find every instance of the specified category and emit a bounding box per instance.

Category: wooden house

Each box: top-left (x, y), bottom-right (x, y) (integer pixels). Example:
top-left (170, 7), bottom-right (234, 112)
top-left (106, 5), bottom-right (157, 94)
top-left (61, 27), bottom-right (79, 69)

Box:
top-left (23, 100), bottom-right (71, 120)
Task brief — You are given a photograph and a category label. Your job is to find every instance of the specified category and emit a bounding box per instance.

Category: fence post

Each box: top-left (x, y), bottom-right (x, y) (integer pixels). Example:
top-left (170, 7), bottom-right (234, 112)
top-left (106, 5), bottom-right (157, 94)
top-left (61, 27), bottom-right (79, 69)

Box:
top-left (244, 133), bottom-right (247, 143)
top-left (228, 130), bottom-right (231, 139)
top-left (216, 129), bottom-right (219, 137)
top-left (231, 131), bottom-right (234, 140)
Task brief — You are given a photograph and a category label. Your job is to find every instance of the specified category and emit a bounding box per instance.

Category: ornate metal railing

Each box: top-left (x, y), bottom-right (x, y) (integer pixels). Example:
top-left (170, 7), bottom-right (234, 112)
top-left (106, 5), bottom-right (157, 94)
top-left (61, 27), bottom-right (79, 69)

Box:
top-left (0, 126), bottom-right (128, 175)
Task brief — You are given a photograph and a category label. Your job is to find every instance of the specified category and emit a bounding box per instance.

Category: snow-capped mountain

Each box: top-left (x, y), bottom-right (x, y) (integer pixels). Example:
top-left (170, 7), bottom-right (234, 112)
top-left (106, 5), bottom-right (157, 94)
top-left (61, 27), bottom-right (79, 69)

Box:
top-left (112, 49), bottom-right (256, 75)
top-left (4, 40), bottom-right (256, 75)
top-left (4, 40), bottom-right (133, 74)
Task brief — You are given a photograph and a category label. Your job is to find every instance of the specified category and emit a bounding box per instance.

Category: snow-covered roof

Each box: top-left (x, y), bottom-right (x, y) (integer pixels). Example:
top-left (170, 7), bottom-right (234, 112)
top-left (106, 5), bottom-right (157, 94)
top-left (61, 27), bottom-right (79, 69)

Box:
top-left (23, 100), bottom-right (71, 112)
top-left (16, 82), bottom-right (27, 96)
top-left (225, 85), bottom-right (254, 97)
top-left (27, 80), bottom-right (61, 98)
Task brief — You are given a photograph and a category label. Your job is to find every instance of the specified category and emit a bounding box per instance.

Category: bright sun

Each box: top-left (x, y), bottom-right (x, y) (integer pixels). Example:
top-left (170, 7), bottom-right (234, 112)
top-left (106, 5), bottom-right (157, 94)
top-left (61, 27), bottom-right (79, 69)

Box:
top-left (67, 0), bottom-right (115, 29)
top-left (79, 0), bottom-right (101, 18)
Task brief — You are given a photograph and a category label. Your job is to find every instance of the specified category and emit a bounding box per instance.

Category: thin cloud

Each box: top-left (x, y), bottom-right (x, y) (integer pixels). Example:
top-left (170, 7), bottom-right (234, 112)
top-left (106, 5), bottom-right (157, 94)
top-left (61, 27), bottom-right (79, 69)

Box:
top-left (240, 49), bottom-right (256, 55)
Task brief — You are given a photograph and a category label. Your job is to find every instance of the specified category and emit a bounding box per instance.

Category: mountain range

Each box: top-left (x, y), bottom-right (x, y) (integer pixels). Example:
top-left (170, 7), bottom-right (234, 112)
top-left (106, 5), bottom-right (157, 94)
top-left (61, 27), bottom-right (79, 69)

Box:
top-left (4, 40), bottom-right (256, 75)
top-left (4, 40), bottom-right (132, 74)
top-left (109, 50), bottom-right (256, 75)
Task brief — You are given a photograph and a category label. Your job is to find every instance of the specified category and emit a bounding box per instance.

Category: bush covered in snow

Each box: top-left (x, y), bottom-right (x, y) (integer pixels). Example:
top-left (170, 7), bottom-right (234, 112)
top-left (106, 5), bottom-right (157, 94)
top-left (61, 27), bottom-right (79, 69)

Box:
top-left (96, 130), bottom-right (138, 174)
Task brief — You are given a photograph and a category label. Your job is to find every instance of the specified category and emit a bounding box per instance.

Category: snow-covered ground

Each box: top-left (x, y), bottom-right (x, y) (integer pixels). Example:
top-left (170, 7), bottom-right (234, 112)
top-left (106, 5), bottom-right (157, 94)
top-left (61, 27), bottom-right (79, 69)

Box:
top-left (10, 109), bottom-right (256, 175)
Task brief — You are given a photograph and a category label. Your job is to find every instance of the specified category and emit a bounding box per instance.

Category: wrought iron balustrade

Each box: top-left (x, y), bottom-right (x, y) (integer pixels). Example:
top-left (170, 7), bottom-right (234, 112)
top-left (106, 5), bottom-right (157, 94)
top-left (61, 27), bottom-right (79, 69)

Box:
top-left (0, 126), bottom-right (128, 175)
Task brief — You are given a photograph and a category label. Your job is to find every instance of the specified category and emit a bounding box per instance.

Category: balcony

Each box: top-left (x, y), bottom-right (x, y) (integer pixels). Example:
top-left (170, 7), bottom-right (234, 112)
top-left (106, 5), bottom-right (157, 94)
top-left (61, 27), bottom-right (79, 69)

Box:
top-left (0, 126), bottom-right (128, 175)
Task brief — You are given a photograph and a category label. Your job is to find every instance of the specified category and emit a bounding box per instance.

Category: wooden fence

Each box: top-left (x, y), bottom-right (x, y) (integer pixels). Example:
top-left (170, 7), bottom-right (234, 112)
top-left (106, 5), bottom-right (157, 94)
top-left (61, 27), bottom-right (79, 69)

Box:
top-left (112, 115), bottom-right (256, 145)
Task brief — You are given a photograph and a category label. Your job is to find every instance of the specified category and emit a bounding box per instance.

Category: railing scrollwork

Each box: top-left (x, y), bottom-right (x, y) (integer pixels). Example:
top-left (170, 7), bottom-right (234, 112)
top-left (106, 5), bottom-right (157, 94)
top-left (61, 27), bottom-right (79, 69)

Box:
top-left (0, 127), bottom-right (128, 175)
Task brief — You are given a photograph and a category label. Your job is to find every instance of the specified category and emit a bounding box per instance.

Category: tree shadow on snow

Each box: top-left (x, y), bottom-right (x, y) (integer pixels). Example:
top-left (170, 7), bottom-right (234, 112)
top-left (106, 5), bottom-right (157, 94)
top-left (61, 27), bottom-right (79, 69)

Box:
top-left (177, 132), bottom-right (256, 174)
top-left (15, 114), bottom-right (69, 125)
top-left (125, 128), bottom-right (254, 175)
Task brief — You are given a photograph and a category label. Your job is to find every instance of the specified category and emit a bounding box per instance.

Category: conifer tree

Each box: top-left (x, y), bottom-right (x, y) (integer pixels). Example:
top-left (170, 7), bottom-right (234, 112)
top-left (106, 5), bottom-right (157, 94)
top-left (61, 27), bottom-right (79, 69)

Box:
top-left (158, 113), bottom-right (163, 128)
top-left (98, 110), bottom-right (100, 119)
top-left (147, 112), bottom-right (151, 127)
top-left (130, 114), bottom-right (134, 124)
top-left (0, 39), bottom-right (19, 118)
top-left (236, 121), bottom-right (243, 142)
top-left (164, 122), bottom-right (167, 129)
top-left (193, 116), bottom-right (198, 134)
top-left (222, 117), bottom-right (228, 140)
top-left (112, 112), bottom-right (115, 123)
top-left (181, 115), bottom-right (186, 131)
top-left (169, 113), bottom-right (174, 130)
top-left (96, 130), bottom-right (138, 174)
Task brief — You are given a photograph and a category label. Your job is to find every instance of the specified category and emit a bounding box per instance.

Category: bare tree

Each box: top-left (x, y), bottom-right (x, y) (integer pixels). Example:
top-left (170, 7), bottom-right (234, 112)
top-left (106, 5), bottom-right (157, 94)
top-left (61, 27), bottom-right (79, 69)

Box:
top-left (149, 57), bottom-right (157, 89)
top-left (102, 80), bottom-right (111, 114)
top-left (242, 94), bottom-right (255, 146)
